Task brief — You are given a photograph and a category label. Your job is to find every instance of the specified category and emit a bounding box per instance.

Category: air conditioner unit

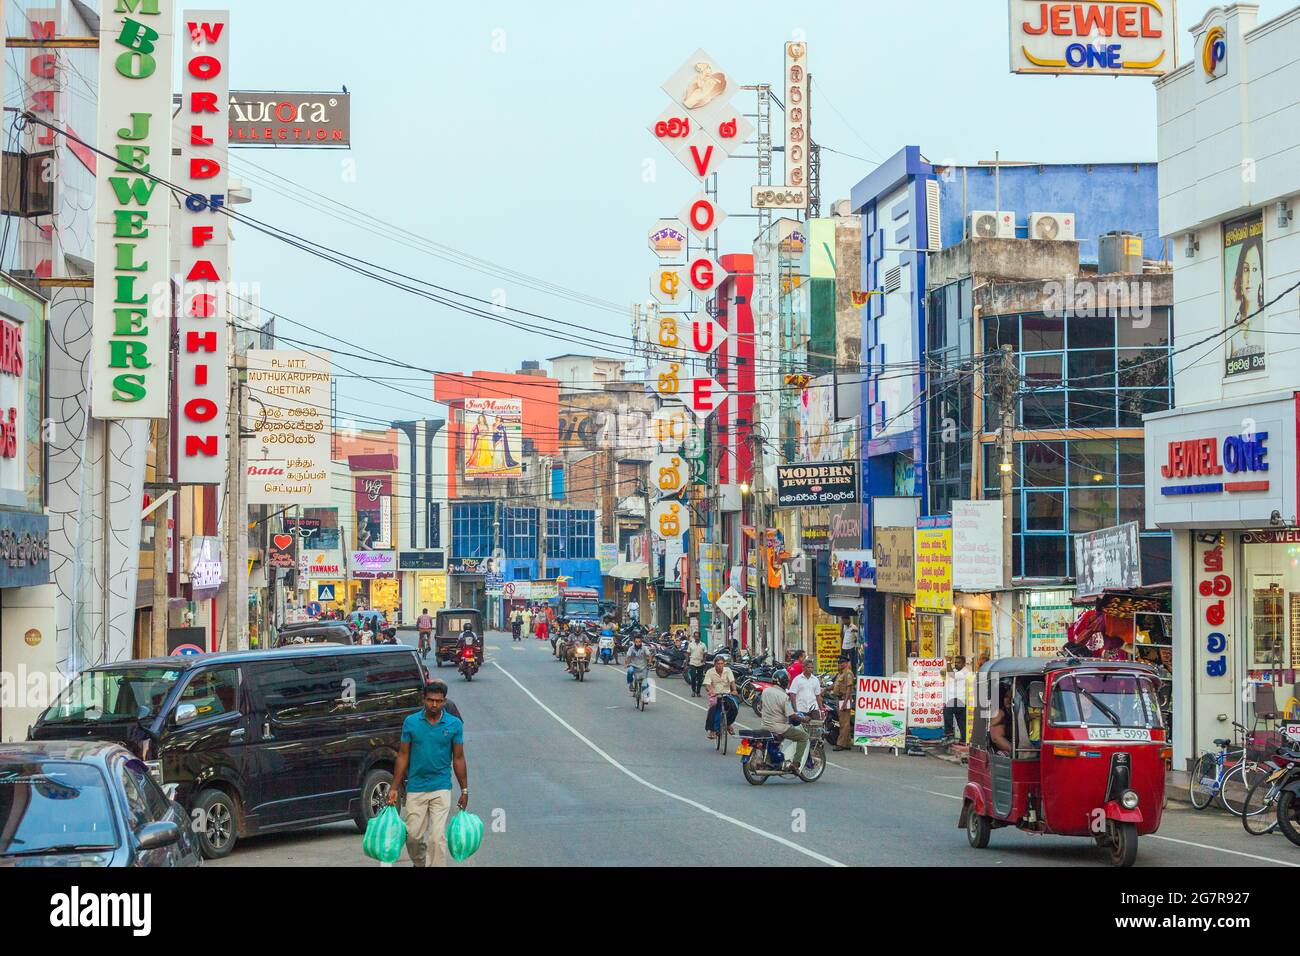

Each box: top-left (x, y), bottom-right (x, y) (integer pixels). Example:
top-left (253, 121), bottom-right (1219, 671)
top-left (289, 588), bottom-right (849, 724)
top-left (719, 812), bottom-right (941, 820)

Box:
top-left (970, 210), bottom-right (1015, 239)
top-left (1029, 212), bottom-right (1076, 241)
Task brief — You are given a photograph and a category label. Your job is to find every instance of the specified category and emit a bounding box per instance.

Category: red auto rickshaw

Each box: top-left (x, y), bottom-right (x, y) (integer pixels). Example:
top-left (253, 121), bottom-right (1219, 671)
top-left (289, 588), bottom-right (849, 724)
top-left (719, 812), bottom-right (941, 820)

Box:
top-left (959, 657), bottom-right (1169, 867)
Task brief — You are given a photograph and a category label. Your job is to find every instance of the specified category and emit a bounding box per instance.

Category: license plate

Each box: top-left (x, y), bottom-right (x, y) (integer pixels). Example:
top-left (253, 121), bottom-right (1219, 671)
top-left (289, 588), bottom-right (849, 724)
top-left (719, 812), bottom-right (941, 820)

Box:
top-left (736, 741), bottom-right (753, 756)
top-left (1085, 727), bottom-right (1152, 742)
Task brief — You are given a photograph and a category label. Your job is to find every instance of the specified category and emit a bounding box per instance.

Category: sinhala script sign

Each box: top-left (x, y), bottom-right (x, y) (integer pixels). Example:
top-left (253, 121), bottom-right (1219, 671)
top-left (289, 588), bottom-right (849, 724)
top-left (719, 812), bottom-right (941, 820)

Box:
top-left (1008, 0), bottom-right (1176, 77)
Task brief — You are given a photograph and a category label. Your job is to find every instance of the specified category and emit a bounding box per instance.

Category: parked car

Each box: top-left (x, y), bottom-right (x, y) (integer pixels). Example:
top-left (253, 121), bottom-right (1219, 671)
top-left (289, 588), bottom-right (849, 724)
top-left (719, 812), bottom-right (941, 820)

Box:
top-left (0, 741), bottom-right (201, 867)
top-left (273, 623), bottom-right (354, 647)
top-left (28, 644), bottom-right (429, 859)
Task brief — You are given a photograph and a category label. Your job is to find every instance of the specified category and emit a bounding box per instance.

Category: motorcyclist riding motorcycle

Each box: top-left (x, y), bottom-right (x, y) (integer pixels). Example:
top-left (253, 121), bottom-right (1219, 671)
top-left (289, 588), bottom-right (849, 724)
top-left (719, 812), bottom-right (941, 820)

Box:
top-left (758, 669), bottom-right (809, 773)
top-left (457, 623), bottom-right (480, 677)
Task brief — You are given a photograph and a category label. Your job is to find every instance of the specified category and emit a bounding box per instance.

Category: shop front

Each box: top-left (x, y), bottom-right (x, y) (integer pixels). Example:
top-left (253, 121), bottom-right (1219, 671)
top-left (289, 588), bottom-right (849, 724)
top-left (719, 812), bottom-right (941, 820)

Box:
top-left (351, 550), bottom-right (399, 614)
top-left (1145, 392), bottom-right (1300, 762)
top-left (399, 550), bottom-right (447, 620)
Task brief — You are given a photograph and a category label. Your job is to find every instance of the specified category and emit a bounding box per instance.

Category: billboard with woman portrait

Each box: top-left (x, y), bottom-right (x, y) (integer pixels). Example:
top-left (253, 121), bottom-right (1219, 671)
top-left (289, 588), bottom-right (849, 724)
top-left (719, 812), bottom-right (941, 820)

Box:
top-left (1223, 212), bottom-right (1265, 377)
top-left (463, 397), bottom-right (523, 479)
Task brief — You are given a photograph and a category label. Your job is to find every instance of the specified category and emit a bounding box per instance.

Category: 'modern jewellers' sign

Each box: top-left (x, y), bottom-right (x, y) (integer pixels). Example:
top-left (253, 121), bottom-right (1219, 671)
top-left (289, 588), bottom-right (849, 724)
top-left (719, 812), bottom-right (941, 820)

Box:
top-left (229, 91), bottom-right (350, 147)
top-left (775, 461), bottom-right (859, 508)
top-left (92, 0), bottom-right (175, 419)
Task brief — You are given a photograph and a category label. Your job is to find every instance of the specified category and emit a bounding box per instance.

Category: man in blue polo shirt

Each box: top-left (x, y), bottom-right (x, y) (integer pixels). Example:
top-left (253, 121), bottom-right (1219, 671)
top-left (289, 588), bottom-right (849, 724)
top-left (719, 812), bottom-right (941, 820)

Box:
top-left (388, 680), bottom-right (468, 867)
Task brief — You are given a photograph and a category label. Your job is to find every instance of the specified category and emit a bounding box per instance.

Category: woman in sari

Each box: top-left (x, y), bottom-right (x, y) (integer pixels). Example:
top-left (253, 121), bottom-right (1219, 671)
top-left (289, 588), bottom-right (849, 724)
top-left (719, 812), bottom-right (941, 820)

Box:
top-left (466, 413), bottom-right (494, 470)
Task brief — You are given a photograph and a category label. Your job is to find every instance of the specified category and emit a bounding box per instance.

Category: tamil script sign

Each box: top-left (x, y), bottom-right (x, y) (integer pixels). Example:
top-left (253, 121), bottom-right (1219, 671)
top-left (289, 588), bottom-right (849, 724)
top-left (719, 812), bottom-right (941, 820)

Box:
top-left (1073, 521), bottom-right (1141, 598)
top-left (245, 350), bottom-right (332, 504)
top-left (775, 461), bottom-right (859, 508)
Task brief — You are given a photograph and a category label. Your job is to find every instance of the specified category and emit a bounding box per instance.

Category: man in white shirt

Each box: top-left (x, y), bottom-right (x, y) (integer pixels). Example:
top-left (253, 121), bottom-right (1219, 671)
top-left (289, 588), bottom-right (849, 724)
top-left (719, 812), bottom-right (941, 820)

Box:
top-left (789, 665), bottom-right (823, 717)
top-left (840, 616), bottom-right (860, 672)
top-left (943, 656), bottom-right (971, 741)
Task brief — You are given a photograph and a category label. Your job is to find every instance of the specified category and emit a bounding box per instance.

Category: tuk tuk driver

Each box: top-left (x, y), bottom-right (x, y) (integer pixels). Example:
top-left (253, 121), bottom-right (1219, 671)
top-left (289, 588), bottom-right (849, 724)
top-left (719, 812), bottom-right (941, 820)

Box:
top-left (989, 684), bottom-right (1015, 755)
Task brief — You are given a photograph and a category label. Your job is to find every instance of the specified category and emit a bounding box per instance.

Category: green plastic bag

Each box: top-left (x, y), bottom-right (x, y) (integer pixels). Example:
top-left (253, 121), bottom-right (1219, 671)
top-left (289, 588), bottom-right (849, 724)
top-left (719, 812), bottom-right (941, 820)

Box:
top-left (363, 805), bottom-right (406, 864)
top-left (446, 810), bottom-right (483, 862)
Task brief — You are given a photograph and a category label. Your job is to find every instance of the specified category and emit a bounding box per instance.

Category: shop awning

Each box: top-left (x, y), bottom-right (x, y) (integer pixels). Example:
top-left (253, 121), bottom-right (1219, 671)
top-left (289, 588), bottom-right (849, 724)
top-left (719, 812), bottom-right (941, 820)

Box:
top-left (607, 562), bottom-right (649, 581)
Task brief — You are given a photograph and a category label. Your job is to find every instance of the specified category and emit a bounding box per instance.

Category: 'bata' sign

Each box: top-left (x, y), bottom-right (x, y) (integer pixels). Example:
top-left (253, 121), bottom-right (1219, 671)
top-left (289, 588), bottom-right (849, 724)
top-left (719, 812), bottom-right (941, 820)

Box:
top-left (1008, 1), bottom-right (1176, 77)
top-left (229, 90), bottom-right (350, 147)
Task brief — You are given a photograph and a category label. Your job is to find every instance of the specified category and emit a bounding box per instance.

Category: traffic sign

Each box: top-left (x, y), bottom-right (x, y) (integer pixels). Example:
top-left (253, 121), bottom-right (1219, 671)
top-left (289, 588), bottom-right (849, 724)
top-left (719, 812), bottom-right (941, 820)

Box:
top-left (716, 586), bottom-right (747, 619)
top-left (316, 583), bottom-right (336, 602)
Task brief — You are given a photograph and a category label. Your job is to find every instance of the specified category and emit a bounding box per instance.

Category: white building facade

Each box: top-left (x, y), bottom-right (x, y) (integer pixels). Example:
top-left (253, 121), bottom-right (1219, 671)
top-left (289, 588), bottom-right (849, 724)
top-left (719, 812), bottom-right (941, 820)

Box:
top-left (1152, 3), bottom-right (1300, 763)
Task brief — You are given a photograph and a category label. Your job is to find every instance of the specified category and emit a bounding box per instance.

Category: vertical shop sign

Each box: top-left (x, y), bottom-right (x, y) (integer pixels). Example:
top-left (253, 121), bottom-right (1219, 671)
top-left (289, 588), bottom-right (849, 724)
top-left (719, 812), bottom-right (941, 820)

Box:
top-left (92, 0), bottom-right (175, 419)
top-left (176, 10), bottom-right (230, 482)
top-left (1195, 535), bottom-right (1235, 695)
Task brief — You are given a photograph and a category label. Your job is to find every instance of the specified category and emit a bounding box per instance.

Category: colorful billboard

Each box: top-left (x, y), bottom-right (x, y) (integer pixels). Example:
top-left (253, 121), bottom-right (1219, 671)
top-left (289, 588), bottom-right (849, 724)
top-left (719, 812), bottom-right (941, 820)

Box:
top-left (463, 397), bottom-right (522, 479)
top-left (229, 90), bottom-right (350, 147)
top-left (1223, 210), bottom-right (1265, 377)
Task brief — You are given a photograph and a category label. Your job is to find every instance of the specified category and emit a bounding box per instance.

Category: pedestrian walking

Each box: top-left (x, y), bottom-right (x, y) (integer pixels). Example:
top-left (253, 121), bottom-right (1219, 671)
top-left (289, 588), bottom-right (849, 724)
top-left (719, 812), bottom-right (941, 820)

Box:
top-left (686, 631), bottom-right (707, 697)
top-left (840, 615), bottom-right (859, 674)
top-left (389, 681), bottom-right (468, 867)
top-left (521, 605), bottom-right (533, 640)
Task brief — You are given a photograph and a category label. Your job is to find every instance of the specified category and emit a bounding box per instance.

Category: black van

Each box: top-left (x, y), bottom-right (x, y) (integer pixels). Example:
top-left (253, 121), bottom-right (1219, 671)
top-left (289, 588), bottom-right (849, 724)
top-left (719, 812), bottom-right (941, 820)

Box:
top-left (28, 644), bottom-right (427, 859)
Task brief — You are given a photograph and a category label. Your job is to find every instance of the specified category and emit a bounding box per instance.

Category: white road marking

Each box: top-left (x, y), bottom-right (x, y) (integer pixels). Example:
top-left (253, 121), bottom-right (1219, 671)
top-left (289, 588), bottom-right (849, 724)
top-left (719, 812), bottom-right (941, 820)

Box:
top-left (1146, 834), bottom-right (1299, 867)
top-left (903, 786), bottom-right (1297, 866)
top-left (491, 659), bottom-right (846, 867)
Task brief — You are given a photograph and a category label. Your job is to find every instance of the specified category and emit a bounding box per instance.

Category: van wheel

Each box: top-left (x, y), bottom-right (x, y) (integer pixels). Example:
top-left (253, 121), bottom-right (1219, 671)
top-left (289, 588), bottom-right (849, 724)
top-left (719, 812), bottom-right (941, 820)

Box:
top-left (355, 769), bottom-right (393, 833)
top-left (195, 788), bottom-right (240, 860)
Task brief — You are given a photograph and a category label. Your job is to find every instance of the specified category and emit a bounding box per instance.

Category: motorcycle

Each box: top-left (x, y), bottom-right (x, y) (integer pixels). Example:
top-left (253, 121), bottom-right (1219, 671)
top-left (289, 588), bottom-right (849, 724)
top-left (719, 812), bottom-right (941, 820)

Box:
top-left (569, 642), bottom-right (591, 681)
top-left (457, 641), bottom-right (480, 681)
top-left (737, 716), bottom-right (826, 785)
top-left (598, 633), bottom-right (615, 665)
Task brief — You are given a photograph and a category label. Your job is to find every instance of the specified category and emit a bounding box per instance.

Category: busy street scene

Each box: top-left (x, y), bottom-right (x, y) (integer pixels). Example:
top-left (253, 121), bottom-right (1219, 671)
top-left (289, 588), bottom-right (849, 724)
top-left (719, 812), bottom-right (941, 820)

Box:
top-left (0, 0), bottom-right (1298, 928)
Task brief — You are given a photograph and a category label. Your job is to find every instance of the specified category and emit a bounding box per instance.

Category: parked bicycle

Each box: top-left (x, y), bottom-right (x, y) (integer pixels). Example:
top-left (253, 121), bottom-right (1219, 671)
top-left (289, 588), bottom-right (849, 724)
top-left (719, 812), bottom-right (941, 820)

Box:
top-left (1241, 748), bottom-right (1300, 836)
top-left (1188, 722), bottom-right (1267, 816)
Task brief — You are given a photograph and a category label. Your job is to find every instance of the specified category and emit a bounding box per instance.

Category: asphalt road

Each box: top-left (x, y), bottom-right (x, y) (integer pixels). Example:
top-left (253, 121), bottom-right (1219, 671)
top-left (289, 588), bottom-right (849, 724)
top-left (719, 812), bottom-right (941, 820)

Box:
top-left (212, 631), bottom-right (1300, 868)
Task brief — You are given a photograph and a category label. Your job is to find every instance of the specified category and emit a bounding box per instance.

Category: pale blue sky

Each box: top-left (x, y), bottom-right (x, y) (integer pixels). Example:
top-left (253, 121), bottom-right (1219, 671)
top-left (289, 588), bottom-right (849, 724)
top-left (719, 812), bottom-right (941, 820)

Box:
top-left (212, 0), bottom-right (1289, 424)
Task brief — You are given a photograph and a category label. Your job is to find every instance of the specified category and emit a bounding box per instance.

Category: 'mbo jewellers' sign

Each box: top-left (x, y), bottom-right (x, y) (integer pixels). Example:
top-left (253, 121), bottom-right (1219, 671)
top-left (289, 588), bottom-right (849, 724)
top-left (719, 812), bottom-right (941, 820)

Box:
top-left (1008, 1), bottom-right (1177, 77)
top-left (91, 0), bottom-right (175, 420)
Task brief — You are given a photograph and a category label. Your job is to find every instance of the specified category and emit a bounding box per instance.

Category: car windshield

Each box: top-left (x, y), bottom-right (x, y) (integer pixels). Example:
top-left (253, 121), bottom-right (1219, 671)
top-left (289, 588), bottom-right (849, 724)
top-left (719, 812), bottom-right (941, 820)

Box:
top-left (0, 760), bottom-right (118, 855)
top-left (43, 667), bottom-right (182, 723)
top-left (566, 600), bottom-right (599, 617)
top-left (1049, 672), bottom-right (1162, 729)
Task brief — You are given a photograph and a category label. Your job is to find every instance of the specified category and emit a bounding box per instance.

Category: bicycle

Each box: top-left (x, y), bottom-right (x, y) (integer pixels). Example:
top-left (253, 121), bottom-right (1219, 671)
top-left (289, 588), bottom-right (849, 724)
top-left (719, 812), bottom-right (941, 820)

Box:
top-left (1241, 749), bottom-right (1300, 836)
top-left (1188, 723), bottom-right (1267, 816)
top-left (630, 668), bottom-right (650, 711)
top-left (710, 694), bottom-right (737, 754)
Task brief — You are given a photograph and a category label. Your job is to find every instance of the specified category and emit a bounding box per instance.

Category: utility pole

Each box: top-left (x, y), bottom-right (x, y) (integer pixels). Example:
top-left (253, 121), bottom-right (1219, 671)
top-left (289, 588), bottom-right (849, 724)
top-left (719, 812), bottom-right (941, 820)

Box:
top-left (224, 358), bottom-right (245, 651)
top-left (751, 425), bottom-right (767, 656)
top-left (641, 473), bottom-right (652, 628)
top-left (150, 416), bottom-right (170, 658)
top-left (997, 343), bottom-right (1017, 654)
